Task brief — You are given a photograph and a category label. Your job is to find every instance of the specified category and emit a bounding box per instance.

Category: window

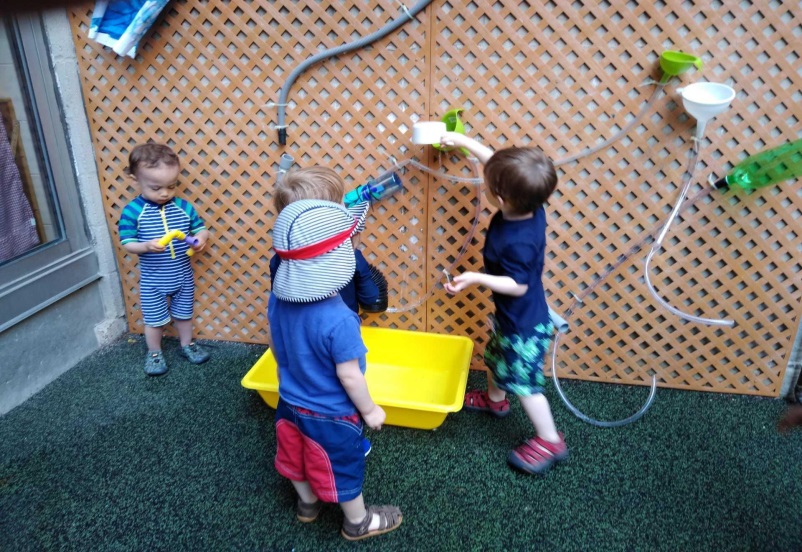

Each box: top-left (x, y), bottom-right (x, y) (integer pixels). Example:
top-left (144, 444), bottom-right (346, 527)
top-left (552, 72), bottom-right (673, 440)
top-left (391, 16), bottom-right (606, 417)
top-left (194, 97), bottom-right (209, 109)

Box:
top-left (0, 13), bottom-right (99, 331)
top-left (0, 18), bottom-right (60, 263)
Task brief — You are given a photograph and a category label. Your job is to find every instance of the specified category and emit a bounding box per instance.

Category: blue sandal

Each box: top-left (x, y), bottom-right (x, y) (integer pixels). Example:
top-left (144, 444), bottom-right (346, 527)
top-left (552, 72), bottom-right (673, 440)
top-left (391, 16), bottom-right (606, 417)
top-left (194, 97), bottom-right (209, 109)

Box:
top-left (144, 351), bottom-right (168, 376)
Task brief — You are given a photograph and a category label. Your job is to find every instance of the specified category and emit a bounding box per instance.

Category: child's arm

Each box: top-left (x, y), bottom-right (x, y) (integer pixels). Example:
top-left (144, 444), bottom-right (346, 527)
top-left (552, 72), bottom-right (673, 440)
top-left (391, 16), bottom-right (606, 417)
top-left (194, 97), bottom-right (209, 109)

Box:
top-left (445, 271), bottom-right (528, 297)
top-left (119, 201), bottom-right (165, 255)
top-left (180, 199), bottom-right (210, 253)
top-left (439, 132), bottom-right (494, 164)
top-left (336, 359), bottom-right (386, 430)
top-left (122, 240), bottom-right (166, 255)
top-left (353, 250), bottom-right (380, 307)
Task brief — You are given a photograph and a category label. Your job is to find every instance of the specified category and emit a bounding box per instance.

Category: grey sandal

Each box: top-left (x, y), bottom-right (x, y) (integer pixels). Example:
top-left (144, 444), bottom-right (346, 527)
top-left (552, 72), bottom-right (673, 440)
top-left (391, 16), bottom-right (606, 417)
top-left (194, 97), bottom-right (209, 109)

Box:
top-left (180, 342), bottom-right (210, 364)
top-left (341, 505), bottom-right (403, 541)
top-left (144, 351), bottom-right (168, 376)
top-left (296, 498), bottom-right (321, 523)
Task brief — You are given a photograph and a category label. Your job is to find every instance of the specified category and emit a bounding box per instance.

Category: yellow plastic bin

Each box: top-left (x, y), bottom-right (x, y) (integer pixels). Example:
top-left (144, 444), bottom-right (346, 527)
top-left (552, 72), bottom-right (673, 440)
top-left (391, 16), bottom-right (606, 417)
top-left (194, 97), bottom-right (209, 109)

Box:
top-left (241, 327), bottom-right (474, 430)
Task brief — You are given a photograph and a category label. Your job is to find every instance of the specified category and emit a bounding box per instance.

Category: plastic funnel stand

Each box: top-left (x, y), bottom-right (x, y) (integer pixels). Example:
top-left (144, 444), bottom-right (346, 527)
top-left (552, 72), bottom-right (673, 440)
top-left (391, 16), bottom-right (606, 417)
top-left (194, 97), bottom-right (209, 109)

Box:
top-left (680, 82), bottom-right (735, 140)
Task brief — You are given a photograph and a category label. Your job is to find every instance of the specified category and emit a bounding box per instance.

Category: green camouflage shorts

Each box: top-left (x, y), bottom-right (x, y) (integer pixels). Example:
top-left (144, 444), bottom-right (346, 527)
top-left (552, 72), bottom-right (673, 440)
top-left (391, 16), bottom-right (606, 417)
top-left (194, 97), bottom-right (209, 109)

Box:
top-left (484, 319), bottom-right (554, 396)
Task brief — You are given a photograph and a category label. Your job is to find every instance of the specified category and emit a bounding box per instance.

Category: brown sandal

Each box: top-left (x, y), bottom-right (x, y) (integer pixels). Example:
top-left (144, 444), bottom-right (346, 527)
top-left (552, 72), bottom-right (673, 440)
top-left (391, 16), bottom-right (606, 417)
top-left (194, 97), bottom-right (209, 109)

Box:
top-left (341, 504), bottom-right (403, 541)
top-left (296, 498), bottom-right (322, 523)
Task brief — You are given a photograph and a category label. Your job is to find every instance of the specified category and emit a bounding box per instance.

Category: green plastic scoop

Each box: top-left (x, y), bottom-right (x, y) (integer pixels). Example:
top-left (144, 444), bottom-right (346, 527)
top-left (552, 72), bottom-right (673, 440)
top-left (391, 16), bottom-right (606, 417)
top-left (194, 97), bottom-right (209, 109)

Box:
top-left (433, 108), bottom-right (471, 155)
top-left (660, 51), bottom-right (703, 83)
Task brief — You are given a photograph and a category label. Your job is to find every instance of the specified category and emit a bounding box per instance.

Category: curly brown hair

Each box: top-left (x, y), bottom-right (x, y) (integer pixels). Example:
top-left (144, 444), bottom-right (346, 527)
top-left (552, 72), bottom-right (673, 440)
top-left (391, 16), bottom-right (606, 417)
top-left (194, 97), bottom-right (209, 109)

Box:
top-left (483, 147), bottom-right (558, 215)
top-left (127, 143), bottom-right (180, 176)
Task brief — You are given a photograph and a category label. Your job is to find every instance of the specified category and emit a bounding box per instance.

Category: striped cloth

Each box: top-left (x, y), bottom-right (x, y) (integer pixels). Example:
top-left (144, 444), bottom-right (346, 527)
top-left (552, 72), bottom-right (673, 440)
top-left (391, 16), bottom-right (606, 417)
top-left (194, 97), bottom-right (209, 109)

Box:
top-left (118, 196), bottom-right (205, 325)
top-left (272, 200), bottom-right (359, 303)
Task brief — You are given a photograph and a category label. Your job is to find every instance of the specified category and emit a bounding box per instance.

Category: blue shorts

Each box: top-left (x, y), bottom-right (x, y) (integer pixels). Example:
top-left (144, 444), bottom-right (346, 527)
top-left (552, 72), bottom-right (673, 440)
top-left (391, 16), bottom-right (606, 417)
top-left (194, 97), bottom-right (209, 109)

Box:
top-left (139, 268), bottom-right (195, 327)
top-left (274, 399), bottom-right (365, 503)
top-left (484, 320), bottom-right (554, 396)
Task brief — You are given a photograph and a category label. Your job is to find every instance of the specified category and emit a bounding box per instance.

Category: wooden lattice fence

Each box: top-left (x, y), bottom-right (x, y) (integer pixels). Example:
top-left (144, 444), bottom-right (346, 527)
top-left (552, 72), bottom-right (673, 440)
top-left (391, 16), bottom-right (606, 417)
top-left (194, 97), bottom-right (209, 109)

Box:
top-left (68, 0), bottom-right (801, 396)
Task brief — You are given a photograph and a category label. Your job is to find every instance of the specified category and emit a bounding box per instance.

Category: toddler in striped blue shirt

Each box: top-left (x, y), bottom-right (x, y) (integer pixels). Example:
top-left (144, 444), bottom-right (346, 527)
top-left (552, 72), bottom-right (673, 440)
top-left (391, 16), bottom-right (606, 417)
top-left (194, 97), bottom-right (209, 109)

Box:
top-left (118, 143), bottom-right (211, 376)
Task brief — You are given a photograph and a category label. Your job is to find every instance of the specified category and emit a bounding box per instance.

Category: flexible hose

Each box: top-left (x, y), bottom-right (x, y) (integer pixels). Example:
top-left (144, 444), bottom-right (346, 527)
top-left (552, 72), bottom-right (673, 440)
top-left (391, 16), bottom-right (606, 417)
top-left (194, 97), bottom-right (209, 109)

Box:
top-left (276, 0), bottom-right (433, 145)
top-left (386, 157), bottom-right (483, 313)
top-left (551, 333), bottom-right (658, 428)
top-left (642, 140), bottom-right (735, 327)
top-left (547, 82), bottom-right (667, 426)
top-left (550, 136), bottom-right (734, 427)
top-left (554, 83), bottom-right (666, 167)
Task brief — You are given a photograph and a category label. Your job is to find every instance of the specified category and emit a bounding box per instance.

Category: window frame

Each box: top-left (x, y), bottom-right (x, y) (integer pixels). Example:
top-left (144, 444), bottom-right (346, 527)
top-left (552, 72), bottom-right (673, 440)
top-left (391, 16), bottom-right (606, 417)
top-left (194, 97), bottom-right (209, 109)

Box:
top-left (0, 13), bottom-right (99, 332)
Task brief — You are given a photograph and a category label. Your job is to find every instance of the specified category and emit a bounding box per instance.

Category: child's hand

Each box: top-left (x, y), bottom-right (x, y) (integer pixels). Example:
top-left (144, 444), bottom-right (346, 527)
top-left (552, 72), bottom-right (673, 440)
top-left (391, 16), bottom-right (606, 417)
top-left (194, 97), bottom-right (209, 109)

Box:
top-left (444, 272), bottom-right (478, 294)
top-left (145, 239), bottom-right (166, 253)
top-left (439, 131), bottom-right (465, 148)
top-left (191, 230), bottom-right (210, 253)
top-left (362, 404), bottom-right (386, 430)
top-left (192, 235), bottom-right (207, 253)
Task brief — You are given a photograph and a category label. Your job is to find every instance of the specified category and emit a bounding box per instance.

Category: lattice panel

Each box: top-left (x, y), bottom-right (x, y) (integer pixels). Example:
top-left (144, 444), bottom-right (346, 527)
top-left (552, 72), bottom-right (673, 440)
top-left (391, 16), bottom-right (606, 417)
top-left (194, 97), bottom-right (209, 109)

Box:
top-left (68, 1), bottom-right (801, 396)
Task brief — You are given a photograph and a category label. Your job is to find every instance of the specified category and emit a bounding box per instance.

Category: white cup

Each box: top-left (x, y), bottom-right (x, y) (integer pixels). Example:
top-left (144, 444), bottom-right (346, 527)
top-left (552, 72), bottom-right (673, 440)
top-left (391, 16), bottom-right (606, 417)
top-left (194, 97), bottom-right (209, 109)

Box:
top-left (411, 121), bottom-right (447, 145)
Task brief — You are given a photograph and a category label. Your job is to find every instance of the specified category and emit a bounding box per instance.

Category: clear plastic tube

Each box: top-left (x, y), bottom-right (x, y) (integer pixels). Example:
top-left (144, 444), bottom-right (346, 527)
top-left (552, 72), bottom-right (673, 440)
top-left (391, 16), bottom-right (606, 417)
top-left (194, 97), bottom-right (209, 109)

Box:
top-left (642, 141), bottom-right (735, 327)
top-left (549, 182), bottom-right (723, 427)
top-left (386, 157), bottom-right (483, 313)
top-left (554, 83), bottom-right (666, 167)
top-left (551, 333), bottom-right (658, 428)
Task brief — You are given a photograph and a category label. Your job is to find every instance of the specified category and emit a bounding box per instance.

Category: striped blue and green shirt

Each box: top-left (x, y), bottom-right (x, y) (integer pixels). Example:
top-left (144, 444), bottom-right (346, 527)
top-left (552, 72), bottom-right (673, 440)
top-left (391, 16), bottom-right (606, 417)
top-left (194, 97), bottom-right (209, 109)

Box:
top-left (118, 196), bottom-right (206, 274)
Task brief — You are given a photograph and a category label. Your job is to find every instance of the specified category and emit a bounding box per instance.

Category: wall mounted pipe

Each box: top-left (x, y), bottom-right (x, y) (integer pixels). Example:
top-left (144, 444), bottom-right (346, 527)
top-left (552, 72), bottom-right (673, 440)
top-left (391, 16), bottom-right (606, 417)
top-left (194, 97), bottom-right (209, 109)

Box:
top-left (276, 0), bottom-right (433, 145)
top-left (276, 152), bottom-right (294, 182)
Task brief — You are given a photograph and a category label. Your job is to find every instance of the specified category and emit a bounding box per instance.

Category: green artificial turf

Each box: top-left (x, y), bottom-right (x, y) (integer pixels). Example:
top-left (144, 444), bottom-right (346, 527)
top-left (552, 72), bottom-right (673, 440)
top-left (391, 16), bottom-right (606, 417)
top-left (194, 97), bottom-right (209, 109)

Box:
top-left (2, 334), bottom-right (801, 551)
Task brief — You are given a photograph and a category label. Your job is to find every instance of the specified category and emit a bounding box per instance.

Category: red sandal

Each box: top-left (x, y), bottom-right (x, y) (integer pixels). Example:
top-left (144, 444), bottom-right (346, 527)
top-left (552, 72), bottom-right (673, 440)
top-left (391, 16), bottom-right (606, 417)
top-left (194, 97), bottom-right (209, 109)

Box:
top-left (463, 389), bottom-right (511, 418)
top-left (507, 434), bottom-right (568, 475)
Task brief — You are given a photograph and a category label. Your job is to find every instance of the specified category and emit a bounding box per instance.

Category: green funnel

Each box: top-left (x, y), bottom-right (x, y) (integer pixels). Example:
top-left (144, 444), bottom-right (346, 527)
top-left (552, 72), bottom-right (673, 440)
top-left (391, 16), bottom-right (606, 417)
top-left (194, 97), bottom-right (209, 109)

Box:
top-left (659, 51), bottom-right (703, 83)
top-left (433, 108), bottom-right (470, 154)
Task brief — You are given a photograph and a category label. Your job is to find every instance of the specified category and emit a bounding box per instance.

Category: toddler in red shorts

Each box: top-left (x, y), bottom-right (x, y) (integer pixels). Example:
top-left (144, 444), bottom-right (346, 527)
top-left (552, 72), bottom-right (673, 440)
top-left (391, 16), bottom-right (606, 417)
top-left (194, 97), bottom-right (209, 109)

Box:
top-left (267, 195), bottom-right (402, 541)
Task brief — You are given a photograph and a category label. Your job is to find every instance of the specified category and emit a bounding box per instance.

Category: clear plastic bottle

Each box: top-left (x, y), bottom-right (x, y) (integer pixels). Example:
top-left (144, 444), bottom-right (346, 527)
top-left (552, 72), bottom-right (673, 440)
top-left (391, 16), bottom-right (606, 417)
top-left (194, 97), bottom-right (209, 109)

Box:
top-left (344, 172), bottom-right (403, 207)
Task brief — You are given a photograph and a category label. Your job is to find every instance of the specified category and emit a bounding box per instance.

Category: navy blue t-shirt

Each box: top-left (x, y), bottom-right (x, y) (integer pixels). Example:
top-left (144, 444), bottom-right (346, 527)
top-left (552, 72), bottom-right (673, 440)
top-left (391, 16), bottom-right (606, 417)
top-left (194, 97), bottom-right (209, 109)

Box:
top-left (269, 249), bottom-right (378, 313)
top-left (483, 207), bottom-right (550, 336)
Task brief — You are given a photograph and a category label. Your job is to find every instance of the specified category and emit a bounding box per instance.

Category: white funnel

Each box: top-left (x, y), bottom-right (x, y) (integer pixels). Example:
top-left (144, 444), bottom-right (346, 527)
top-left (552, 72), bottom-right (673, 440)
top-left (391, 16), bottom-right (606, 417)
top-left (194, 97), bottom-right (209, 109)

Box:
top-left (680, 82), bottom-right (735, 140)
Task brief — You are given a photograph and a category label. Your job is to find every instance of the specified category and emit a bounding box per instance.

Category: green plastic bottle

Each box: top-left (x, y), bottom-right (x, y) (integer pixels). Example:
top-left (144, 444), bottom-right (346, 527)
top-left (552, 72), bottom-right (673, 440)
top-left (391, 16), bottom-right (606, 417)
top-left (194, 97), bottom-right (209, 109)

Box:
top-left (713, 138), bottom-right (802, 191)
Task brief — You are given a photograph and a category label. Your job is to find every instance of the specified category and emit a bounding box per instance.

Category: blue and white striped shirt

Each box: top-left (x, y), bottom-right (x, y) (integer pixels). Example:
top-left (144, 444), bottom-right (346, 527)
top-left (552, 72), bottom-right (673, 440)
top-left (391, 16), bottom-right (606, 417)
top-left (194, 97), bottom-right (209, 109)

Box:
top-left (118, 196), bottom-right (206, 279)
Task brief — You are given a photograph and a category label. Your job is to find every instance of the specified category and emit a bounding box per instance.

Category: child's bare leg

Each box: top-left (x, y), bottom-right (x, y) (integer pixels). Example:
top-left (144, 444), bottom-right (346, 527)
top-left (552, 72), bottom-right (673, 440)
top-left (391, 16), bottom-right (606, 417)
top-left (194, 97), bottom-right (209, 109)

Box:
top-left (341, 493), bottom-right (368, 524)
top-left (341, 493), bottom-right (383, 531)
top-left (174, 318), bottom-right (193, 347)
top-left (519, 393), bottom-right (560, 443)
top-left (487, 372), bottom-right (507, 403)
top-left (144, 325), bottom-right (163, 351)
top-left (291, 480), bottom-right (318, 504)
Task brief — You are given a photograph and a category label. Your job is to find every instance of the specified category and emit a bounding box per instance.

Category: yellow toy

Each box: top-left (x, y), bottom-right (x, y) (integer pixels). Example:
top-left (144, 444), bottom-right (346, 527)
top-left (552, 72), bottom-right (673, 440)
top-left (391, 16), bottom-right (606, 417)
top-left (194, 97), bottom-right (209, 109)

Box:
top-left (157, 230), bottom-right (199, 258)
